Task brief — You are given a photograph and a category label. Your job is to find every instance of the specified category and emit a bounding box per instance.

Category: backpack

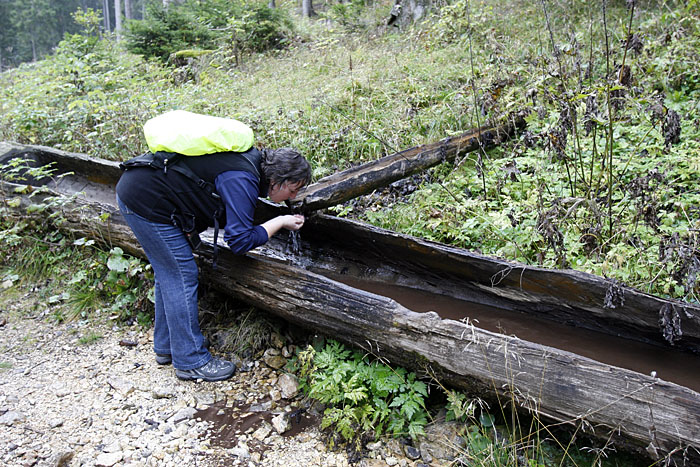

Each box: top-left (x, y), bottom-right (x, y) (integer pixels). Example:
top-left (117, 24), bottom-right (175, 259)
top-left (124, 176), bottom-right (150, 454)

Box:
top-left (143, 110), bottom-right (254, 156)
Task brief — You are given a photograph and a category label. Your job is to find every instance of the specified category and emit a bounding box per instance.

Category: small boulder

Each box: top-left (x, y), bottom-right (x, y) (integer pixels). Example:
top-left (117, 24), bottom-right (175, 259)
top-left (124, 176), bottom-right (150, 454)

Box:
top-left (278, 373), bottom-right (299, 399)
top-left (271, 413), bottom-right (290, 434)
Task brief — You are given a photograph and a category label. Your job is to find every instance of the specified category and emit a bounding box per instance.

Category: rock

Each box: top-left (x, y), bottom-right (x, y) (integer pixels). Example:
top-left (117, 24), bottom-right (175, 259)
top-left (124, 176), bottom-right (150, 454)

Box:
top-left (55, 388), bottom-right (71, 398)
top-left (419, 445), bottom-right (432, 464)
top-left (366, 441), bottom-right (382, 451)
top-left (417, 421), bottom-right (465, 462)
top-left (104, 441), bottom-right (122, 453)
top-left (48, 450), bottom-right (74, 467)
top-left (404, 445), bottom-right (420, 460)
top-left (194, 392), bottom-right (216, 407)
top-left (385, 456), bottom-right (399, 466)
top-left (0, 410), bottom-right (25, 426)
top-left (278, 373), bottom-right (299, 399)
top-left (250, 400), bottom-right (272, 412)
top-left (252, 422), bottom-right (272, 441)
top-left (264, 355), bottom-right (287, 370)
top-left (269, 389), bottom-right (282, 402)
top-left (230, 446), bottom-right (250, 459)
top-left (169, 407), bottom-right (197, 424)
top-left (95, 451), bottom-right (123, 466)
top-left (270, 333), bottom-right (285, 349)
top-left (271, 413), bottom-right (290, 434)
top-left (107, 377), bottom-right (135, 395)
top-left (361, 459), bottom-right (387, 467)
top-left (152, 387), bottom-right (176, 399)
top-left (281, 345), bottom-right (294, 358)
top-left (48, 418), bottom-right (64, 429)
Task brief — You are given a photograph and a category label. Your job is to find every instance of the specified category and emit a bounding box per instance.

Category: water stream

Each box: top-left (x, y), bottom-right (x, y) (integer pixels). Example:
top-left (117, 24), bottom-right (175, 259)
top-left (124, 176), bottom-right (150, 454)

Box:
top-left (331, 274), bottom-right (700, 392)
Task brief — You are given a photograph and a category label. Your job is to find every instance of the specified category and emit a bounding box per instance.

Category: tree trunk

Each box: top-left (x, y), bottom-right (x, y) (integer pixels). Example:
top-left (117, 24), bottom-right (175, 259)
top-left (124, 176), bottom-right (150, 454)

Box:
top-left (387, 0), bottom-right (430, 27)
top-left (302, 0), bottom-right (315, 17)
top-left (268, 0), bottom-right (276, 8)
top-left (124, 0), bottom-right (132, 20)
top-left (114, 0), bottom-right (122, 40)
top-left (103, 0), bottom-right (111, 32)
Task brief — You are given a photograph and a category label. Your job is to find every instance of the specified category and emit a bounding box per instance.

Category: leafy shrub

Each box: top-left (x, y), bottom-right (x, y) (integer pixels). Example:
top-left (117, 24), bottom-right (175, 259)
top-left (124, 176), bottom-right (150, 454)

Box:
top-left (296, 340), bottom-right (429, 444)
top-left (124, 1), bottom-right (294, 62)
top-left (0, 160), bottom-right (154, 324)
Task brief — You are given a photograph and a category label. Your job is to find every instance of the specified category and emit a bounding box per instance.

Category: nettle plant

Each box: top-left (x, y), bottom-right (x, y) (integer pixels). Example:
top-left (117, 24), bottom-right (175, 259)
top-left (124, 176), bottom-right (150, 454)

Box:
top-left (296, 340), bottom-right (429, 445)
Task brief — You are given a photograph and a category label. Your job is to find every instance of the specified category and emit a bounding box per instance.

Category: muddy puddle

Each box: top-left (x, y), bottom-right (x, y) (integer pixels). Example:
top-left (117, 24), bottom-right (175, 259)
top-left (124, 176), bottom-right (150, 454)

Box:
top-left (194, 398), bottom-right (319, 450)
top-left (331, 275), bottom-right (700, 393)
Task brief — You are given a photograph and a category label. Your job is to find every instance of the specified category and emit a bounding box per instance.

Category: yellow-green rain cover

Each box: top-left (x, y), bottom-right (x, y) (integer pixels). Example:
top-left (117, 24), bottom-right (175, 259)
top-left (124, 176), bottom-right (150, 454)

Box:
top-left (144, 110), bottom-right (254, 156)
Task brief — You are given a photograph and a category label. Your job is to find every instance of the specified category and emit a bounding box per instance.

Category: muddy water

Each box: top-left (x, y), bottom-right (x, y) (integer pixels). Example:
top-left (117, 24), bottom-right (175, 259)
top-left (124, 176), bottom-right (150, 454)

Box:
top-left (333, 276), bottom-right (700, 393)
top-left (194, 399), bottom-right (318, 450)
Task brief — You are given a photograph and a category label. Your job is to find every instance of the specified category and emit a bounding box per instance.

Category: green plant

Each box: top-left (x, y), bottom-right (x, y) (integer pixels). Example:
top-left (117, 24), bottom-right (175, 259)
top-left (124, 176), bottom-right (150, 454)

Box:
top-left (78, 331), bottom-right (102, 345)
top-left (125, 3), bottom-right (218, 62)
top-left (0, 172), bottom-right (154, 325)
top-left (0, 362), bottom-right (12, 370)
top-left (296, 340), bottom-right (429, 445)
top-left (69, 242), bottom-right (154, 324)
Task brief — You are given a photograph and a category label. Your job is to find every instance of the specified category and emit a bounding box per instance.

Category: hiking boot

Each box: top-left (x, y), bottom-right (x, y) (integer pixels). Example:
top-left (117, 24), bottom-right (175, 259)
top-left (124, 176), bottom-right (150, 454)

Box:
top-left (155, 354), bottom-right (172, 365)
top-left (175, 358), bottom-right (236, 382)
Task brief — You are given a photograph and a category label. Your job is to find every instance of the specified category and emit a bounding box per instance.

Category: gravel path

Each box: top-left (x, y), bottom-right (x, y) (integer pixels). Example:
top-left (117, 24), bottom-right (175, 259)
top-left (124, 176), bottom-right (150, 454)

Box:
top-left (0, 312), bottom-right (352, 467)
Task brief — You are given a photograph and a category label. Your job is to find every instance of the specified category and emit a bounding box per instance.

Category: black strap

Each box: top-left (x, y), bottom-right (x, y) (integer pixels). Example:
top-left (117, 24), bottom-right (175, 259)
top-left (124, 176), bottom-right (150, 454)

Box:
top-left (122, 152), bottom-right (223, 267)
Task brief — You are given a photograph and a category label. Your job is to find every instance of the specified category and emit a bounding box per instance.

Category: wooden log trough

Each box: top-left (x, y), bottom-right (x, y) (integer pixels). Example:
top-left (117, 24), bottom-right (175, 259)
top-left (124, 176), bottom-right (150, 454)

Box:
top-left (1, 140), bottom-right (699, 463)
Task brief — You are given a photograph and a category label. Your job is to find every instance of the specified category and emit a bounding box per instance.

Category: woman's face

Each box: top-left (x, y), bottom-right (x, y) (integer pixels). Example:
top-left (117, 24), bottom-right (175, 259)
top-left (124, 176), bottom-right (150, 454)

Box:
top-left (268, 180), bottom-right (304, 203)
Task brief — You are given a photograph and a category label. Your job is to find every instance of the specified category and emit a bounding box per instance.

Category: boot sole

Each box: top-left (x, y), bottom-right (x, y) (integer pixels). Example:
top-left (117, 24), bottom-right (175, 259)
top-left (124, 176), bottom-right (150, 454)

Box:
top-left (174, 369), bottom-right (235, 382)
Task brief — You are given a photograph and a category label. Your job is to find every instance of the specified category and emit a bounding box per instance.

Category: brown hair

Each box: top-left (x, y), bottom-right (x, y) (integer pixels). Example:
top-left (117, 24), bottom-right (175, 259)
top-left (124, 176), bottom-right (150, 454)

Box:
top-left (261, 148), bottom-right (312, 187)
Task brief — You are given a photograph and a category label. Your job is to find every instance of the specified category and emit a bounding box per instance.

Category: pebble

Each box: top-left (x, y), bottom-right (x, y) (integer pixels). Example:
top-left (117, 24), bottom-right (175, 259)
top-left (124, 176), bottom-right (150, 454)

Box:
top-left (252, 422), bottom-right (272, 441)
top-left (95, 451), bottom-right (123, 466)
top-left (169, 407), bottom-right (197, 424)
top-left (404, 445), bottom-right (421, 460)
top-left (278, 373), bottom-right (299, 399)
top-left (272, 413), bottom-right (290, 434)
top-left (0, 411), bottom-right (25, 426)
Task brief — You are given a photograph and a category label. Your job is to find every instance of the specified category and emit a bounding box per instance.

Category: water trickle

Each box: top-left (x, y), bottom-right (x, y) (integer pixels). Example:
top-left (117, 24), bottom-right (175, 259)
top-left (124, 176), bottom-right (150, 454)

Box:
top-left (287, 230), bottom-right (301, 256)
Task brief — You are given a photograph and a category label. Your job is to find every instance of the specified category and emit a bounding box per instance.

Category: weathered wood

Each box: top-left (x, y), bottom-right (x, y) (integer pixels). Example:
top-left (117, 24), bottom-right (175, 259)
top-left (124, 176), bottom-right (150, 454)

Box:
top-left (291, 113), bottom-right (527, 212)
top-left (199, 245), bottom-right (700, 460)
top-left (2, 142), bottom-right (700, 461)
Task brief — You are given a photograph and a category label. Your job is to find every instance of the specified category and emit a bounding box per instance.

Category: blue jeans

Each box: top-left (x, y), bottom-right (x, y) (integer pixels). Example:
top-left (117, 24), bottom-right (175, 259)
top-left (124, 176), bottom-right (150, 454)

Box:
top-left (117, 195), bottom-right (211, 370)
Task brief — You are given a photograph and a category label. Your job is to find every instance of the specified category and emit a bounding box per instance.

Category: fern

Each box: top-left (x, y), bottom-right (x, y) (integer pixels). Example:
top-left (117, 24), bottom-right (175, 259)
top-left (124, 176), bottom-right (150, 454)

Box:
top-left (295, 339), bottom-right (429, 444)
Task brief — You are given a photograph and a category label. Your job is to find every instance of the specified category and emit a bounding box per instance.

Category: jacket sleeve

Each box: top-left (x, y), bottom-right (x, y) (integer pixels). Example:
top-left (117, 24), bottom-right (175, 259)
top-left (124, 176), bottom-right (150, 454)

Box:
top-left (215, 171), bottom-right (269, 254)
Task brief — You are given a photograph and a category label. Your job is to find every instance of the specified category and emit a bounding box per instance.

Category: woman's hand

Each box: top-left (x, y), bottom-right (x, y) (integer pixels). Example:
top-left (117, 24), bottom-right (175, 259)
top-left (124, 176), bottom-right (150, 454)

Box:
top-left (261, 214), bottom-right (305, 238)
top-left (281, 214), bottom-right (305, 231)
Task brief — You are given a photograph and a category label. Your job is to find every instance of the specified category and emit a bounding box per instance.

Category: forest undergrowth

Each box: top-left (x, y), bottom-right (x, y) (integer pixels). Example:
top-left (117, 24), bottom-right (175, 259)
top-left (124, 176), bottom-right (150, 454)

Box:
top-left (1, 1), bottom-right (699, 465)
top-left (1, 0), bottom-right (698, 303)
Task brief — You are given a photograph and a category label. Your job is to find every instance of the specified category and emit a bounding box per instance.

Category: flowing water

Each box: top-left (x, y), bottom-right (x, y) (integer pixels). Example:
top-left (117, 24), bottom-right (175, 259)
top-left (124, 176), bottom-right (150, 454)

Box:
top-left (286, 230), bottom-right (301, 256)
